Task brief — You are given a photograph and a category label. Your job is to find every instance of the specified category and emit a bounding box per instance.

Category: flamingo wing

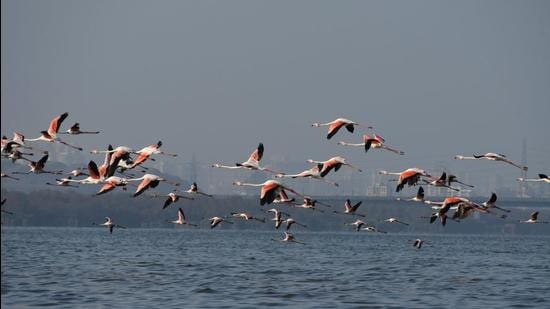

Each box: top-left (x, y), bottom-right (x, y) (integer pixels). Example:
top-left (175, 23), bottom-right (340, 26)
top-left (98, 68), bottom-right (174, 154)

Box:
top-left (48, 112), bottom-right (69, 135)
top-left (88, 160), bottom-right (100, 179)
top-left (133, 178), bottom-right (153, 197)
top-left (326, 121), bottom-right (345, 139)
top-left (260, 182), bottom-right (280, 205)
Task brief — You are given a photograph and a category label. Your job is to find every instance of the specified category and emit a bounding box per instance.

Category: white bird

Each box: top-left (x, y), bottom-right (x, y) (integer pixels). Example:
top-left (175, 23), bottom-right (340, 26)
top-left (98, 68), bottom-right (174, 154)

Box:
top-left (332, 199), bottom-right (365, 217)
top-left (60, 122), bottom-right (100, 135)
top-left (130, 141), bottom-right (177, 168)
top-left (396, 186), bottom-right (425, 202)
top-left (230, 212), bottom-right (266, 223)
top-left (455, 153), bottom-right (528, 171)
top-left (282, 218), bottom-right (307, 230)
top-left (184, 182), bottom-right (213, 197)
top-left (275, 164), bottom-right (339, 187)
top-left (346, 219), bottom-right (366, 231)
top-left (361, 226), bottom-right (387, 233)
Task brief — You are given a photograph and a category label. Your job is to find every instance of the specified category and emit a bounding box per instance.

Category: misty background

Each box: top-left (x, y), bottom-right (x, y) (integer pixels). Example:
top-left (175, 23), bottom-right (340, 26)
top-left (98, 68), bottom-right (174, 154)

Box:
top-left (2, 0), bottom-right (550, 198)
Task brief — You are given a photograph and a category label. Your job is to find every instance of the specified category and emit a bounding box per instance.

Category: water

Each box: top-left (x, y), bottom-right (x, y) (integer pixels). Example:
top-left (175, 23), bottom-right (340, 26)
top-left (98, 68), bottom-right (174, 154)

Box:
top-left (2, 227), bottom-right (550, 308)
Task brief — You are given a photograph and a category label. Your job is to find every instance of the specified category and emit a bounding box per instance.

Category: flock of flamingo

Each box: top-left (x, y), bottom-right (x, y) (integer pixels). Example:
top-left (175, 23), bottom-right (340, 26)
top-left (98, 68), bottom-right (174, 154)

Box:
top-left (1, 114), bottom-right (549, 247)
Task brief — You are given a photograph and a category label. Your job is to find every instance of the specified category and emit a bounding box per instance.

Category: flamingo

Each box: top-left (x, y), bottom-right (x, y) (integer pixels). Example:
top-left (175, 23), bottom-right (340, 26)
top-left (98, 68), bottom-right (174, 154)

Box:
top-left (422, 172), bottom-right (460, 192)
top-left (481, 193), bottom-right (510, 213)
top-left (1, 172), bottom-right (19, 180)
top-left (5, 132), bottom-right (46, 153)
top-left (272, 232), bottom-right (305, 245)
top-left (275, 165), bottom-right (339, 187)
top-left (230, 212), bottom-right (266, 223)
top-left (425, 197), bottom-right (474, 226)
top-left (127, 174), bottom-right (179, 197)
top-left (96, 176), bottom-right (129, 195)
top-left (149, 192), bottom-right (194, 210)
top-left (168, 208), bottom-right (197, 226)
top-left (332, 199), bottom-right (365, 217)
top-left (451, 203), bottom-right (484, 221)
top-left (396, 186), bottom-right (425, 202)
top-left (383, 218), bottom-right (409, 226)
top-left (517, 174), bottom-right (550, 183)
top-left (212, 143), bottom-right (280, 174)
top-left (6, 149), bottom-right (34, 164)
top-left (412, 239), bottom-right (424, 249)
top-left (520, 212), bottom-right (548, 224)
top-left (346, 219), bottom-right (366, 231)
top-left (24, 112), bottom-right (83, 151)
top-left (184, 182), bottom-right (213, 197)
top-left (59, 122), bottom-right (100, 135)
top-left (208, 216), bottom-right (233, 229)
top-left (90, 145), bottom-right (133, 176)
top-left (12, 154), bottom-right (63, 175)
top-left (291, 198), bottom-right (325, 213)
top-left (379, 168), bottom-right (431, 192)
top-left (1, 199), bottom-right (13, 215)
top-left (338, 133), bottom-right (404, 155)
top-left (307, 156), bottom-right (362, 178)
top-left (130, 141), bottom-right (177, 168)
top-left (93, 217), bottom-right (126, 234)
top-left (282, 218), bottom-right (307, 230)
top-left (62, 161), bottom-right (103, 185)
top-left (361, 226), bottom-right (387, 234)
top-left (447, 174), bottom-right (474, 188)
top-left (233, 180), bottom-right (307, 206)
top-left (45, 177), bottom-right (79, 188)
top-left (264, 208), bottom-right (290, 229)
top-left (312, 118), bottom-right (372, 139)
top-left (68, 168), bottom-right (88, 177)
top-left (454, 153), bottom-right (528, 171)
top-left (272, 190), bottom-right (296, 205)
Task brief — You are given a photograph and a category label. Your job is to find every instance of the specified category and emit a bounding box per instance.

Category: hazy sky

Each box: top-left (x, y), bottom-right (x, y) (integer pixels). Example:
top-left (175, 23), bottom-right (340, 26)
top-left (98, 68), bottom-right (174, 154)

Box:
top-left (2, 0), bottom-right (549, 187)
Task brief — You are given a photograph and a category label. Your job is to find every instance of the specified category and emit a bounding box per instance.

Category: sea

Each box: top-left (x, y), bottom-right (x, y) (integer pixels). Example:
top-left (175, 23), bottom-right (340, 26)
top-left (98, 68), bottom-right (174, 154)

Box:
top-left (2, 227), bottom-right (550, 308)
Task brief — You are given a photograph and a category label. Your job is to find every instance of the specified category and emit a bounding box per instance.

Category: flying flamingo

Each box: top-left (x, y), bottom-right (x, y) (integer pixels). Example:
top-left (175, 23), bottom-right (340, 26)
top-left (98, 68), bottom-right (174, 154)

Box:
top-left (272, 190), bottom-right (296, 205)
top-left (481, 193), bottom-right (510, 213)
top-left (382, 218), bottom-right (409, 226)
top-left (425, 197), bottom-right (475, 226)
top-left (346, 219), bottom-right (366, 231)
top-left (412, 239), bottom-right (424, 249)
top-left (168, 208), bottom-right (197, 226)
top-left (6, 149), bottom-right (34, 164)
top-left (517, 174), bottom-right (550, 183)
top-left (291, 198), bottom-right (325, 213)
top-left (447, 174), bottom-right (474, 188)
top-left (212, 143), bottom-right (280, 174)
top-left (422, 172), bottom-right (460, 192)
top-left (229, 212), bottom-right (266, 223)
top-left (96, 176), bottom-right (129, 195)
top-left (208, 216), bottom-right (233, 229)
top-left (6, 132), bottom-right (46, 153)
top-left (332, 199), bottom-right (365, 217)
top-left (338, 133), bottom-right (404, 155)
top-left (93, 217), bottom-right (126, 234)
top-left (150, 192), bottom-right (194, 210)
top-left (519, 212), bottom-right (548, 224)
top-left (282, 218), bottom-right (307, 230)
top-left (272, 232), bottom-right (305, 245)
top-left (12, 154), bottom-right (63, 175)
top-left (90, 145), bottom-right (133, 176)
top-left (396, 186), bottom-right (425, 202)
top-left (1, 172), bottom-right (19, 180)
top-left (127, 174), bottom-right (179, 197)
top-left (130, 141), bottom-right (177, 168)
top-left (183, 182), bottom-right (213, 197)
top-left (232, 180), bottom-right (307, 206)
top-left (312, 118), bottom-right (372, 139)
top-left (275, 165), bottom-right (339, 187)
top-left (307, 156), bottom-right (362, 178)
top-left (264, 208), bottom-right (290, 229)
top-left (59, 123), bottom-right (100, 135)
top-left (45, 177), bottom-right (79, 188)
top-left (379, 168), bottom-right (431, 192)
top-left (24, 112), bottom-right (83, 151)
top-left (361, 226), bottom-right (387, 234)
top-left (454, 153), bottom-right (528, 171)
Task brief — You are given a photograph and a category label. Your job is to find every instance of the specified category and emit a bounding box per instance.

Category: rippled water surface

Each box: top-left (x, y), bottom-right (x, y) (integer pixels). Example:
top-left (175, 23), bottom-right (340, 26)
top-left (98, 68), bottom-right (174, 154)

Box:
top-left (2, 227), bottom-right (550, 308)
